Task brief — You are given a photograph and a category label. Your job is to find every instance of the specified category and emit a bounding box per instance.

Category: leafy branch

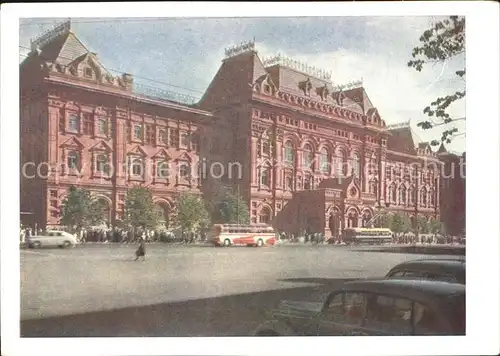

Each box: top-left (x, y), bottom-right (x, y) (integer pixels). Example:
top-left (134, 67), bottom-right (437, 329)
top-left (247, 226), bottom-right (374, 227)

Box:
top-left (408, 16), bottom-right (465, 146)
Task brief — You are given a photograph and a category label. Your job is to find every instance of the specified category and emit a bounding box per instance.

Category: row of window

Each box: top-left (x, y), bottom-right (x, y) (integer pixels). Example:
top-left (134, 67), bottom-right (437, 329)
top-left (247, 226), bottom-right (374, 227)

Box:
top-left (63, 114), bottom-right (200, 150)
top-left (387, 186), bottom-right (436, 206)
top-left (65, 151), bottom-right (196, 179)
top-left (385, 167), bottom-right (435, 183)
top-left (64, 114), bottom-right (110, 136)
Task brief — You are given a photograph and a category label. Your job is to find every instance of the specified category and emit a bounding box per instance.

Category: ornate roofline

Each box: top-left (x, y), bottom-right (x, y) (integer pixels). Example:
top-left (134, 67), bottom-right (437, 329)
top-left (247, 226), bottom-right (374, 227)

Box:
top-left (224, 39), bottom-right (256, 59)
top-left (261, 53), bottom-right (332, 82)
top-left (30, 20), bottom-right (71, 51)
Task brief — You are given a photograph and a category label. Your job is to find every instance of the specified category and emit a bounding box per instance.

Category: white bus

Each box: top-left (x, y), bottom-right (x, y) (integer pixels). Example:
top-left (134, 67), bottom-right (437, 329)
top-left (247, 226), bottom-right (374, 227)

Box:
top-left (208, 224), bottom-right (276, 247)
top-left (343, 228), bottom-right (393, 245)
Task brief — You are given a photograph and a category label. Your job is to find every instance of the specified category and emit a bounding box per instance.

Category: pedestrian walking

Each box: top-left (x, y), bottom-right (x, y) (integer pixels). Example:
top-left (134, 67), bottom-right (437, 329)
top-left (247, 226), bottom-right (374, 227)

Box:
top-left (134, 238), bottom-right (146, 261)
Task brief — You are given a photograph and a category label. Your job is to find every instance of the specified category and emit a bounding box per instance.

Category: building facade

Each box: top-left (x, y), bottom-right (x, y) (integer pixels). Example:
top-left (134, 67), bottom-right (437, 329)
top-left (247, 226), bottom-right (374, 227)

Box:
top-left (20, 22), bottom-right (446, 236)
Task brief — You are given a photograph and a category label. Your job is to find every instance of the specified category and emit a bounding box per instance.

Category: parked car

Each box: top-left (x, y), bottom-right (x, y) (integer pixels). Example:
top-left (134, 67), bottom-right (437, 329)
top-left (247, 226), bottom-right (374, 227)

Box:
top-left (26, 230), bottom-right (79, 249)
top-left (386, 258), bottom-right (465, 284)
top-left (254, 279), bottom-right (465, 336)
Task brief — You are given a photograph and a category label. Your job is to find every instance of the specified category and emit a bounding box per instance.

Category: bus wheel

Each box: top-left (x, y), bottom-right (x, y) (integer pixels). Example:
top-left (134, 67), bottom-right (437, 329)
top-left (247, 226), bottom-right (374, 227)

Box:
top-left (256, 239), bottom-right (264, 247)
top-left (223, 239), bottom-right (231, 247)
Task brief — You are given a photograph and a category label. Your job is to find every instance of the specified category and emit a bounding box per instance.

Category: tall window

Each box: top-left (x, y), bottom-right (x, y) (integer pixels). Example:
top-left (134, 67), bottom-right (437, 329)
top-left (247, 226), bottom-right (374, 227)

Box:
top-left (369, 179), bottom-right (378, 197)
top-left (334, 152), bottom-right (345, 177)
top-left (145, 125), bottom-right (155, 145)
top-left (82, 114), bottom-right (93, 135)
top-left (408, 187), bottom-right (415, 204)
top-left (179, 162), bottom-right (190, 178)
top-left (399, 186), bottom-right (407, 205)
top-left (260, 168), bottom-right (270, 186)
top-left (392, 185), bottom-right (397, 203)
top-left (284, 141), bottom-right (294, 165)
top-left (320, 148), bottom-right (329, 173)
top-left (259, 207), bottom-right (271, 224)
top-left (430, 189), bottom-right (435, 206)
top-left (352, 153), bottom-right (360, 177)
top-left (97, 118), bottom-right (108, 136)
top-left (304, 176), bottom-right (312, 190)
top-left (133, 125), bottom-right (142, 140)
top-left (285, 175), bottom-right (293, 190)
top-left (302, 143), bottom-right (313, 169)
top-left (420, 188), bottom-right (427, 206)
top-left (181, 132), bottom-right (190, 147)
top-left (158, 129), bottom-right (167, 145)
top-left (191, 134), bottom-right (200, 152)
top-left (96, 154), bottom-right (109, 174)
top-left (131, 158), bottom-right (143, 176)
top-left (67, 151), bottom-right (79, 169)
top-left (68, 114), bottom-right (79, 132)
top-left (385, 165), bottom-right (392, 180)
top-left (170, 129), bottom-right (179, 147)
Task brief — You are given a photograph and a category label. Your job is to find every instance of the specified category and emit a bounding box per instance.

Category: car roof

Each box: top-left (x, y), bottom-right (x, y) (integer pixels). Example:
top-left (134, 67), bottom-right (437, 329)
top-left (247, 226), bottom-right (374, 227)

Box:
top-left (389, 258), bottom-right (465, 272)
top-left (341, 278), bottom-right (465, 298)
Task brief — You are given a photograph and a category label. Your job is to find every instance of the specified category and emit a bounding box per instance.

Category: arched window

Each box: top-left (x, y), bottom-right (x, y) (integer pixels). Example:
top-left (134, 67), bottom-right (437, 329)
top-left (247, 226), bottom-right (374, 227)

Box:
top-left (157, 160), bottom-right (170, 178)
top-left (420, 188), bottom-right (427, 206)
top-left (131, 158), bottom-right (143, 176)
top-left (335, 150), bottom-right (346, 177)
top-left (179, 162), bottom-right (190, 178)
top-left (302, 143), bottom-right (313, 169)
top-left (259, 207), bottom-right (272, 224)
top-left (67, 151), bottom-right (79, 169)
top-left (262, 139), bottom-right (271, 156)
top-left (304, 175), bottom-right (312, 190)
top-left (399, 185), bottom-right (407, 205)
top-left (284, 141), bottom-right (294, 164)
top-left (351, 153), bottom-right (360, 177)
top-left (430, 189), bottom-right (435, 206)
top-left (260, 167), bottom-right (270, 186)
top-left (392, 185), bottom-right (397, 203)
top-left (408, 186), bottom-right (415, 204)
top-left (96, 154), bottom-right (109, 174)
top-left (369, 179), bottom-right (378, 197)
top-left (320, 148), bottom-right (329, 173)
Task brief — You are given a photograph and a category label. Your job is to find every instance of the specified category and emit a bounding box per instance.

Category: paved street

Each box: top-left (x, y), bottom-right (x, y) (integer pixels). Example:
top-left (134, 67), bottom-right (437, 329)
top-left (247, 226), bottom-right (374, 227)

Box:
top-left (21, 244), bottom-right (460, 337)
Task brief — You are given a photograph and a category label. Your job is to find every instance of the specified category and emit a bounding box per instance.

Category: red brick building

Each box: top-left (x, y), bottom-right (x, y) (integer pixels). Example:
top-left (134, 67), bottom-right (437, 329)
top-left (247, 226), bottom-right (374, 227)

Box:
top-left (20, 22), bottom-right (444, 236)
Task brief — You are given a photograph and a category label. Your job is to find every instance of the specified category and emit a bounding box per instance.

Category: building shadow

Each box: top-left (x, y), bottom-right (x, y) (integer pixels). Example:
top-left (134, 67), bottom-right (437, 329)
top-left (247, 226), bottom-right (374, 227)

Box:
top-left (21, 278), bottom-right (354, 338)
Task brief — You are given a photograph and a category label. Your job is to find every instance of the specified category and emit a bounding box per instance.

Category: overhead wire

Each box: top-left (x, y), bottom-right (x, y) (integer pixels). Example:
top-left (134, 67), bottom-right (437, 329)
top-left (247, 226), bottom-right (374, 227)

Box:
top-left (18, 45), bottom-right (205, 95)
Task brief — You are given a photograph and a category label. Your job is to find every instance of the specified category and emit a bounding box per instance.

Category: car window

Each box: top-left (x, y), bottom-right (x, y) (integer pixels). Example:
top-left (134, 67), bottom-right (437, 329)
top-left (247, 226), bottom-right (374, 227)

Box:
top-left (403, 270), bottom-right (424, 278)
top-left (413, 302), bottom-right (444, 335)
top-left (388, 270), bottom-right (405, 277)
top-left (423, 272), bottom-right (457, 283)
top-left (325, 292), bottom-right (366, 325)
top-left (365, 294), bottom-right (413, 335)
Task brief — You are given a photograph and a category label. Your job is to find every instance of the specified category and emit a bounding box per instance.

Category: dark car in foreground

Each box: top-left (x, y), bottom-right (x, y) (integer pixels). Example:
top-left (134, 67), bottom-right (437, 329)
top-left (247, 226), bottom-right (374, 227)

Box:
top-left (254, 279), bottom-right (465, 336)
top-left (386, 258), bottom-right (465, 284)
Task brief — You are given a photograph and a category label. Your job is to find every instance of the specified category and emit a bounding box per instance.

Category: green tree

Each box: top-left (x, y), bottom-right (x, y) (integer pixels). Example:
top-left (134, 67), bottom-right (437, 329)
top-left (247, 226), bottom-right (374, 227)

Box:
top-left (377, 213), bottom-right (392, 229)
top-left (210, 190), bottom-right (250, 225)
top-left (428, 219), bottom-right (444, 235)
top-left (417, 216), bottom-right (430, 234)
top-left (173, 193), bottom-right (210, 234)
top-left (123, 186), bottom-right (158, 230)
top-left (408, 16), bottom-right (465, 146)
top-left (390, 213), bottom-right (411, 235)
top-left (60, 186), bottom-right (105, 232)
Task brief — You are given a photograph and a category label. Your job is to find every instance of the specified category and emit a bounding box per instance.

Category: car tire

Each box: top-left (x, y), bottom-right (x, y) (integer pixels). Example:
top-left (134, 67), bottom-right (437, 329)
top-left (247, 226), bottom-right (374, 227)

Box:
top-left (62, 241), bottom-right (71, 248)
top-left (257, 239), bottom-right (264, 247)
top-left (32, 241), bottom-right (41, 249)
top-left (223, 239), bottom-right (231, 247)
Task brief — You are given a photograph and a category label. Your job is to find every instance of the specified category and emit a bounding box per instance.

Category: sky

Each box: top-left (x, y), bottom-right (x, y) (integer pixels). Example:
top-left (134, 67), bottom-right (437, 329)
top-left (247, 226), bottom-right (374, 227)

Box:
top-left (19, 16), bottom-right (466, 153)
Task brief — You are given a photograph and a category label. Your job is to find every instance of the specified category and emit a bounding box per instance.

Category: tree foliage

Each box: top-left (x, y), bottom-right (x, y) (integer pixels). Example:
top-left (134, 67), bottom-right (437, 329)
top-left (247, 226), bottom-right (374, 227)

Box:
top-left (210, 190), bottom-right (250, 225)
top-left (173, 193), bottom-right (210, 234)
top-left (123, 186), bottom-right (158, 230)
top-left (416, 215), bottom-right (430, 234)
top-left (60, 186), bottom-right (105, 231)
top-left (428, 219), bottom-right (444, 235)
top-left (408, 16), bottom-right (465, 146)
top-left (390, 212), bottom-right (411, 234)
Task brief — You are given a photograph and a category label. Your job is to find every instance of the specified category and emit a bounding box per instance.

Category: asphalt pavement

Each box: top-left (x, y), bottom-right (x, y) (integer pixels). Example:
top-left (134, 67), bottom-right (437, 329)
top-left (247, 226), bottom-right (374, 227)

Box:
top-left (20, 243), bottom-right (462, 337)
